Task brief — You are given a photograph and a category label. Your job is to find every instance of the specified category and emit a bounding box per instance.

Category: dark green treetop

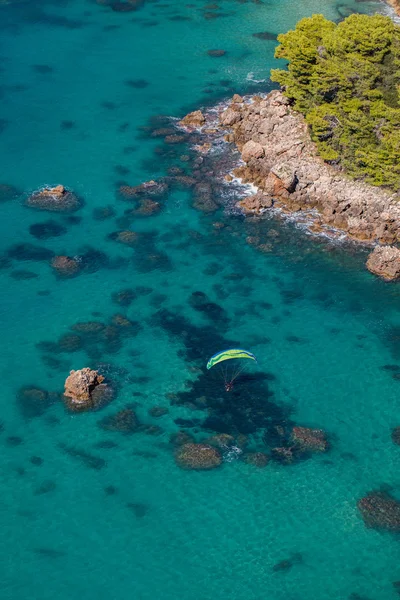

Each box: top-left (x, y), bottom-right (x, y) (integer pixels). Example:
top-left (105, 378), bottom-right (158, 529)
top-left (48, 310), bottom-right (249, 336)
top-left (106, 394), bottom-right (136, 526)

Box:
top-left (271, 13), bottom-right (400, 189)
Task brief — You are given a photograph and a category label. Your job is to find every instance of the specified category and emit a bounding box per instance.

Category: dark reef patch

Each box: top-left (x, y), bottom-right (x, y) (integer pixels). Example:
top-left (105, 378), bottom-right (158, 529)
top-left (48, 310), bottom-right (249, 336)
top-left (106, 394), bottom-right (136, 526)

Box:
top-left (0, 183), bottom-right (21, 202)
top-left (34, 480), bottom-right (56, 495)
top-left (29, 220), bottom-right (67, 240)
top-left (58, 443), bottom-right (106, 470)
top-left (125, 79), bottom-right (149, 89)
top-left (153, 308), bottom-right (290, 436)
top-left (16, 386), bottom-right (57, 419)
top-left (33, 548), bottom-right (66, 559)
top-left (60, 120), bottom-right (75, 130)
top-left (10, 270), bottom-right (39, 280)
top-left (32, 64), bottom-right (54, 74)
top-left (127, 502), bottom-right (149, 517)
top-left (93, 205), bottom-right (117, 221)
top-left (6, 436), bottom-right (23, 447)
top-left (112, 288), bottom-right (137, 307)
top-left (252, 31), bottom-right (277, 40)
top-left (7, 243), bottom-right (54, 262)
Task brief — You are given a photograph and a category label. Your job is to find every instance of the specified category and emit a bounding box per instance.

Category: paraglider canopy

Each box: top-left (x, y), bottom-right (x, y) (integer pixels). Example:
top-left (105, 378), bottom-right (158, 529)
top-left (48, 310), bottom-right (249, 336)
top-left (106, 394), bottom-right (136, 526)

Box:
top-left (207, 348), bottom-right (257, 370)
top-left (207, 348), bottom-right (257, 391)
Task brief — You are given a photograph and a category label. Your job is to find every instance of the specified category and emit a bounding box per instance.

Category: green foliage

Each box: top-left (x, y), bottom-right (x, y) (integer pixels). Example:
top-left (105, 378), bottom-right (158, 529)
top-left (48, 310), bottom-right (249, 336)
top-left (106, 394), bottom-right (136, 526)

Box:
top-left (271, 13), bottom-right (400, 189)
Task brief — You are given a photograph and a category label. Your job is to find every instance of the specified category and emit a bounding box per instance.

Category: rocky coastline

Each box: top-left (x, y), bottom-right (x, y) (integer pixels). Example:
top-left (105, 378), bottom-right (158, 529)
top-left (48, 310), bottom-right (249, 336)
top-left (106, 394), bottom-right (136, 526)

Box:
top-left (180, 90), bottom-right (400, 280)
top-left (386, 0), bottom-right (400, 16)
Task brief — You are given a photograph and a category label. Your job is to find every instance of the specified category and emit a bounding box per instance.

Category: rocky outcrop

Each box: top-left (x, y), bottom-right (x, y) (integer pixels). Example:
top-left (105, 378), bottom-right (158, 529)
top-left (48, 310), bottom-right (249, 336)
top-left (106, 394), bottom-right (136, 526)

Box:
top-left (175, 443), bottom-right (222, 469)
top-left (26, 185), bottom-right (81, 212)
top-left (119, 179), bottom-right (168, 200)
top-left (213, 90), bottom-right (400, 247)
top-left (63, 368), bottom-right (109, 412)
top-left (179, 110), bottom-right (206, 129)
top-left (386, 0), bottom-right (400, 16)
top-left (366, 246), bottom-right (400, 281)
top-left (358, 491), bottom-right (400, 531)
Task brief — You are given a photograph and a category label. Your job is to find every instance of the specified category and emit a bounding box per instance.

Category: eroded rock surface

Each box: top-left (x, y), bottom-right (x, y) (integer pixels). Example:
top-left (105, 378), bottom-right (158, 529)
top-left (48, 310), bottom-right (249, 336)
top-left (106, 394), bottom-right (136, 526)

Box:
top-left (216, 90), bottom-right (400, 245)
top-left (179, 110), bottom-right (206, 129)
top-left (64, 368), bottom-right (108, 411)
top-left (26, 185), bottom-right (81, 212)
top-left (366, 246), bottom-right (400, 281)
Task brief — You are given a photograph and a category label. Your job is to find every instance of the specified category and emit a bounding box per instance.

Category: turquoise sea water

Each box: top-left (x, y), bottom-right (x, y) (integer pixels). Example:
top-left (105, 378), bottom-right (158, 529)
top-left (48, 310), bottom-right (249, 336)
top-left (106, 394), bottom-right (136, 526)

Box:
top-left (1, 0), bottom-right (400, 598)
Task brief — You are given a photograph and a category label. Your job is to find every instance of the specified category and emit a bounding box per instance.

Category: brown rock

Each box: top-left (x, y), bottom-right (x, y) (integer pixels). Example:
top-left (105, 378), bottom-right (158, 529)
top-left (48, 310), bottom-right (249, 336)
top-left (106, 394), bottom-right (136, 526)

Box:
top-left (241, 140), bottom-right (264, 163)
top-left (64, 368), bottom-right (106, 411)
top-left (179, 110), bottom-right (206, 128)
top-left (366, 246), bottom-right (400, 281)
top-left (51, 255), bottom-right (81, 277)
top-left (239, 192), bottom-right (273, 213)
top-left (358, 491), bottom-right (400, 531)
top-left (190, 88), bottom-right (400, 247)
top-left (26, 185), bottom-right (81, 212)
top-left (119, 180), bottom-right (168, 200)
top-left (220, 107), bottom-right (241, 127)
top-left (291, 426), bottom-right (328, 452)
top-left (175, 443), bottom-right (222, 469)
top-left (270, 162), bottom-right (297, 192)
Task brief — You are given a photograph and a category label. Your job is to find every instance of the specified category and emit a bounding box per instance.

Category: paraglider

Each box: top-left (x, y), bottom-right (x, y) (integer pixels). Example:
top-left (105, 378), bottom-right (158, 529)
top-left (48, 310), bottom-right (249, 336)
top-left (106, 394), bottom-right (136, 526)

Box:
top-left (207, 348), bottom-right (257, 392)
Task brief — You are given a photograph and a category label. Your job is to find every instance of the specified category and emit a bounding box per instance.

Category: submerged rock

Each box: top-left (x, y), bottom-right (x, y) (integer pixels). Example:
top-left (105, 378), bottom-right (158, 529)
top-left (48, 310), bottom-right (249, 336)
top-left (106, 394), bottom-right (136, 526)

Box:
top-left (0, 183), bottom-right (21, 203)
top-left (170, 431), bottom-right (195, 447)
top-left (175, 443), bottom-right (222, 469)
top-left (291, 426), bottom-right (328, 452)
top-left (366, 246), bottom-right (400, 281)
top-left (271, 446), bottom-right (294, 464)
top-left (17, 386), bottom-right (53, 419)
top-left (111, 230), bottom-right (139, 246)
top-left (98, 408), bottom-right (139, 433)
top-left (26, 185), bottom-right (81, 212)
top-left (358, 491), bottom-right (400, 531)
top-left (204, 433), bottom-right (235, 449)
top-left (51, 255), bottom-right (81, 277)
top-left (272, 552), bottom-right (303, 572)
top-left (242, 452), bottom-right (270, 467)
top-left (391, 427), bottom-right (400, 445)
top-left (63, 368), bottom-right (107, 412)
top-left (119, 180), bottom-right (168, 200)
top-left (148, 406), bottom-right (169, 417)
top-left (207, 49), bottom-right (226, 57)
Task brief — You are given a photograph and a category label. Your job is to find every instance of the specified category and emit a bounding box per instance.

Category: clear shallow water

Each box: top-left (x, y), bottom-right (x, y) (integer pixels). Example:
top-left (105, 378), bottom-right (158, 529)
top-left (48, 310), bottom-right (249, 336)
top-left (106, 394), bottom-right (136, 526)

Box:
top-left (1, 0), bottom-right (400, 599)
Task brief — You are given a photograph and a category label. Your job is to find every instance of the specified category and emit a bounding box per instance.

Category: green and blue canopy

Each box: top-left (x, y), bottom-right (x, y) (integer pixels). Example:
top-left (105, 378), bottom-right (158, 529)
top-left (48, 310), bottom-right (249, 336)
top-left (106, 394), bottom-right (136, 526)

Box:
top-left (206, 348), bottom-right (257, 370)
